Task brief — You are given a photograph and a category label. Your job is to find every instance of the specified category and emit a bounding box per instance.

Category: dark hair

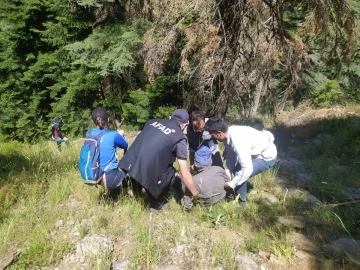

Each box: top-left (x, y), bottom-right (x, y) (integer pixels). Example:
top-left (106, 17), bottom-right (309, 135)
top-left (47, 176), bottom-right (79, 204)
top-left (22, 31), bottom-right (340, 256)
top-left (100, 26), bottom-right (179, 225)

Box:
top-left (91, 107), bottom-right (109, 128)
top-left (205, 117), bottom-right (228, 133)
top-left (190, 111), bottom-right (205, 123)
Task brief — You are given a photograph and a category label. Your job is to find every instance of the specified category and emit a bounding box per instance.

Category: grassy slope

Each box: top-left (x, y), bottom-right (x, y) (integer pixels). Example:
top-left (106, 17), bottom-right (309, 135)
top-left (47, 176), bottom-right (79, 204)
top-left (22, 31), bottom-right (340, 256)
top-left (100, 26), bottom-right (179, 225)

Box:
top-left (0, 108), bottom-right (359, 269)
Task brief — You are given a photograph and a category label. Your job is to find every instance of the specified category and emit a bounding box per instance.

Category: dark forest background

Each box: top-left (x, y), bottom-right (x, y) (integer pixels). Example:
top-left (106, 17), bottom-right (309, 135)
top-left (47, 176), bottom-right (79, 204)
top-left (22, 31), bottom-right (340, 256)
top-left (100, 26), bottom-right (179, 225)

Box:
top-left (0, 0), bottom-right (359, 142)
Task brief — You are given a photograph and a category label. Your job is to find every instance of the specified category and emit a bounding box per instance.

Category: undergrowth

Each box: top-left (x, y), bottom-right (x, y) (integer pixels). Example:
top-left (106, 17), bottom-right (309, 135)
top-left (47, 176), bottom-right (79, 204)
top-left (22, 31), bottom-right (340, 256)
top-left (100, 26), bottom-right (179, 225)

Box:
top-left (0, 114), bottom-right (359, 269)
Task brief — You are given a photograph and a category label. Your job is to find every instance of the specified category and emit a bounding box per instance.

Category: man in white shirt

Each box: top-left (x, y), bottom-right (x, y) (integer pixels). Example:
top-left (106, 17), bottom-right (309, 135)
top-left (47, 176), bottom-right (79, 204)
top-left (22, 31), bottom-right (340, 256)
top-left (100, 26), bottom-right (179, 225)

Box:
top-left (205, 117), bottom-right (277, 204)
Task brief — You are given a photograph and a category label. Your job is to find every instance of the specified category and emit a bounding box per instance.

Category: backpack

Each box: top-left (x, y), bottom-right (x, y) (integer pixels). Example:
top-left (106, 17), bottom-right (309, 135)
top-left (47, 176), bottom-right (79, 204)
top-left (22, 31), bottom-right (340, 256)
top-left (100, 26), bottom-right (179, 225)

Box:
top-left (78, 129), bottom-right (109, 185)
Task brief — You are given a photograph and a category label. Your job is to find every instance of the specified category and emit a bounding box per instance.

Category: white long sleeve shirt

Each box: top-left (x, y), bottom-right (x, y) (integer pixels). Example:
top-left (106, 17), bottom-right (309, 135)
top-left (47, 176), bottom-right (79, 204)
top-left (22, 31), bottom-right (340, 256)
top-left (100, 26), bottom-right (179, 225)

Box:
top-left (226, 126), bottom-right (277, 189)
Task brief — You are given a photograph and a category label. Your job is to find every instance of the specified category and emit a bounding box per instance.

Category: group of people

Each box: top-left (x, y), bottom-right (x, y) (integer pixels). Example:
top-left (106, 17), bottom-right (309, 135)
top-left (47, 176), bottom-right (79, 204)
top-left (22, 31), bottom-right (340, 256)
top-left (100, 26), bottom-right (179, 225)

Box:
top-left (85, 107), bottom-right (278, 211)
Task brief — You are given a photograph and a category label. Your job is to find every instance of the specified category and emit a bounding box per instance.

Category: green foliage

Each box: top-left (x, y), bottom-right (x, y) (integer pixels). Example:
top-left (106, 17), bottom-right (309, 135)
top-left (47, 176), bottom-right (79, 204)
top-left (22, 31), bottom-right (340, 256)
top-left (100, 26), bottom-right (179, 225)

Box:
top-left (122, 89), bottom-right (150, 126)
top-left (66, 24), bottom-right (142, 77)
top-left (310, 80), bottom-right (344, 108)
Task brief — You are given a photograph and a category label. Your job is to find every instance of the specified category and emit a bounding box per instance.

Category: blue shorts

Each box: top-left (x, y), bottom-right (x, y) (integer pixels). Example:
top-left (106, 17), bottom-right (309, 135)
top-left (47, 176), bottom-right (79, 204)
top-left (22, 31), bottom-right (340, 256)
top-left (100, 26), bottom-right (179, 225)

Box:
top-left (101, 169), bottom-right (126, 190)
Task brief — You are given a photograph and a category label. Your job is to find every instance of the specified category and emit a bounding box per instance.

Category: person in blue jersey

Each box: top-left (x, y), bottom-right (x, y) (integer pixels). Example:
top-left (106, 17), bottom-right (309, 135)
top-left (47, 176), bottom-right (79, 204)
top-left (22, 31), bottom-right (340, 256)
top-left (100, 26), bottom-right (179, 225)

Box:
top-left (88, 107), bottom-right (128, 197)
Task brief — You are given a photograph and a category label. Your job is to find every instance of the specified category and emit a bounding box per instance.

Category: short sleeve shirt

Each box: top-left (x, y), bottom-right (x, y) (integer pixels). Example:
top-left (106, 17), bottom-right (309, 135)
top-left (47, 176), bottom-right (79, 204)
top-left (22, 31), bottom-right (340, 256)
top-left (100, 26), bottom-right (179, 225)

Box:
top-left (172, 138), bottom-right (188, 160)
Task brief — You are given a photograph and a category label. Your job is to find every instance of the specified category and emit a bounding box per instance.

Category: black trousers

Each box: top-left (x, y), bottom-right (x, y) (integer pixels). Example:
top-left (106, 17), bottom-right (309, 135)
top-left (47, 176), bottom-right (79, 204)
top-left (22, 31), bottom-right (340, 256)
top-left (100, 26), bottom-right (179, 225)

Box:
top-left (130, 174), bottom-right (182, 209)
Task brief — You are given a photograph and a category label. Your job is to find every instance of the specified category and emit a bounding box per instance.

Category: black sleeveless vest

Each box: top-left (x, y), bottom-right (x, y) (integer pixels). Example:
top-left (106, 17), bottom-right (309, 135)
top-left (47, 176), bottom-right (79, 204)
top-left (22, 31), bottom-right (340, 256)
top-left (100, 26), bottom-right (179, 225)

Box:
top-left (118, 119), bottom-right (185, 197)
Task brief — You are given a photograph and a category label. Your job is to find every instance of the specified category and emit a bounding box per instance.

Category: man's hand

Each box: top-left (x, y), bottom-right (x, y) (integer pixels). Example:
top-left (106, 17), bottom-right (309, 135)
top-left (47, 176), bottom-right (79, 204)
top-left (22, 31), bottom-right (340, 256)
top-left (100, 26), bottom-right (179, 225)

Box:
top-left (224, 182), bottom-right (230, 188)
top-left (192, 190), bottom-right (199, 199)
top-left (178, 159), bottom-right (199, 198)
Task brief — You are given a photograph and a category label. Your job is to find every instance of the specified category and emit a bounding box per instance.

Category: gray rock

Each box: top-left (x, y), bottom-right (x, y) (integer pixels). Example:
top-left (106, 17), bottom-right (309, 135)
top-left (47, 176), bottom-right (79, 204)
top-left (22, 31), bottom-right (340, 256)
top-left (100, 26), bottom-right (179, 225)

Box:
top-left (80, 219), bottom-right (90, 227)
top-left (269, 254), bottom-right (287, 266)
top-left (0, 247), bottom-right (21, 270)
top-left (288, 189), bottom-right (321, 206)
top-left (76, 234), bottom-right (113, 256)
top-left (278, 216), bottom-right (305, 228)
top-left (66, 220), bottom-right (75, 226)
top-left (55, 220), bottom-right (64, 228)
top-left (157, 266), bottom-right (181, 270)
top-left (235, 255), bottom-right (258, 270)
top-left (278, 157), bottom-right (311, 182)
top-left (286, 146), bottom-right (301, 158)
top-left (322, 238), bottom-right (360, 260)
top-left (312, 134), bottom-right (323, 147)
top-left (297, 172), bottom-right (311, 182)
top-left (258, 251), bottom-right (271, 259)
top-left (287, 232), bottom-right (316, 251)
top-left (112, 260), bottom-right (130, 270)
top-left (345, 188), bottom-right (360, 200)
top-left (279, 157), bottom-right (305, 173)
top-left (174, 244), bottom-right (186, 255)
top-left (260, 192), bottom-right (279, 205)
top-left (249, 189), bottom-right (258, 195)
top-left (274, 177), bottom-right (290, 187)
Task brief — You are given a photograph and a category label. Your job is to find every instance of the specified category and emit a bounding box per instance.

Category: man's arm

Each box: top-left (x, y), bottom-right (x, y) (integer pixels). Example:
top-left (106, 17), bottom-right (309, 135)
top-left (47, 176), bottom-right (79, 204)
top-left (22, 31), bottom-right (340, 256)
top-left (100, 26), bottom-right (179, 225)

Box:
top-left (114, 132), bottom-right (128, 150)
top-left (178, 159), bottom-right (199, 198)
top-left (227, 135), bottom-right (253, 189)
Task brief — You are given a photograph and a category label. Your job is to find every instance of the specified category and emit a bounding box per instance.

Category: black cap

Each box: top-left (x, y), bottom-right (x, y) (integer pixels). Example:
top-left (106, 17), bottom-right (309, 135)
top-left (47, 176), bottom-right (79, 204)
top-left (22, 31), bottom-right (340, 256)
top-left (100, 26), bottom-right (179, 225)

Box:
top-left (91, 107), bottom-right (109, 123)
top-left (171, 109), bottom-right (189, 123)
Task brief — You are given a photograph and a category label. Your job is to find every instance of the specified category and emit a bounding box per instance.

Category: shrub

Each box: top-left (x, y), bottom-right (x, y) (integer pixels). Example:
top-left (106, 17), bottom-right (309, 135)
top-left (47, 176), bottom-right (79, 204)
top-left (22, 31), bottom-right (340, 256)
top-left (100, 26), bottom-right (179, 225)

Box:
top-left (310, 80), bottom-right (344, 108)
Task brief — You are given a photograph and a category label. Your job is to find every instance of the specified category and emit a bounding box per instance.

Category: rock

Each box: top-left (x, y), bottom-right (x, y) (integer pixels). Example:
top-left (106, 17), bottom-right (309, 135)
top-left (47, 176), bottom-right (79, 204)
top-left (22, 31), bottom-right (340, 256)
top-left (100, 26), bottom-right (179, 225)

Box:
top-left (294, 249), bottom-right (314, 260)
top-left (249, 189), bottom-right (258, 195)
top-left (66, 220), bottom-right (75, 226)
top-left (173, 244), bottom-right (186, 255)
top-left (0, 247), bottom-right (21, 270)
top-left (260, 264), bottom-right (267, 270)
top-left (80, 219), bottom-right (90, 227)
top-left (312, 134), bottom-right (323, 147)
top-left (112, 260), bottom-right (130, 270)
top-left (286, 146), bottom-right (301, 158)
top-left (76, 234), bottom-right (113, 256)
top-left (287, 232), bottom-right (316, 251)
top-left (269, 254), bottom-right (287, 266)
top-left (345, 188), bottom-right (360, 200)
top-left (278, 157), bottom-right (311, 182)
top-left (258, 251), bottom-right (271, 259)
top-left (56, 220), bottom-right (64, 228)
top-left (278, 216), bottom-right (306, 229)
top-left (235, 255), bottom-right (258, 270)
top-left (322, 238), bottom-right (360, 260)
top-left (297, 172), bottom-right (311, 182)
top-left (157, 266), bottom-right (181, 270)
top-left (279, 157), bottom-right (305, 173)
top-left (288, 189), bottom-right (321, 206)
top-left (274, 177), bottom-right (290, 187)
top-left (260, 191), bottom-right (279, 205)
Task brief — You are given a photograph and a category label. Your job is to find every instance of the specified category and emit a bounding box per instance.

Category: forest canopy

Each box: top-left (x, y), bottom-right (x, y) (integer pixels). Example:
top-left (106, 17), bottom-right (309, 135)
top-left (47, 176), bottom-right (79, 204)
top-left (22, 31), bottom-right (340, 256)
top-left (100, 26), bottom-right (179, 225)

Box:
top-left (0, 0), bottom-right (359, 142)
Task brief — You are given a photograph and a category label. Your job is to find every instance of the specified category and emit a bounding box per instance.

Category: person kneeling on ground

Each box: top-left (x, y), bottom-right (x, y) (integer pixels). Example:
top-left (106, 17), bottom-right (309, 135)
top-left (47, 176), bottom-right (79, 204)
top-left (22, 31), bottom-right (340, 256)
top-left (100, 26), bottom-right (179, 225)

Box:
top-left (205, 117), bottom-right (277, 205)
top-left (118, 109), bottom-right (199, 212)
top-left (88, 107), bottom-right (128, 198)
top-left (181, 145), bottom-right (229, 210)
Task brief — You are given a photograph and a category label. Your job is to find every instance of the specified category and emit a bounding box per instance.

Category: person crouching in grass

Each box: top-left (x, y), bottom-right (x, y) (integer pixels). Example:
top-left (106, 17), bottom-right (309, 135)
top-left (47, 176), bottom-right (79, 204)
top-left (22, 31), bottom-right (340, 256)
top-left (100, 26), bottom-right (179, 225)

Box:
top-left (181, 145), bottom-right (229, 210)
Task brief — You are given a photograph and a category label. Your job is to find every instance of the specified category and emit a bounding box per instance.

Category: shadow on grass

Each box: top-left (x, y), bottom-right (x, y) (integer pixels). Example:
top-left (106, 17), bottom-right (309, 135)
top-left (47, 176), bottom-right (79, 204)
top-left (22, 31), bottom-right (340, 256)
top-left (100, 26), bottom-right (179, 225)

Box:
top-left (0, 152), bottom-right (29, 183)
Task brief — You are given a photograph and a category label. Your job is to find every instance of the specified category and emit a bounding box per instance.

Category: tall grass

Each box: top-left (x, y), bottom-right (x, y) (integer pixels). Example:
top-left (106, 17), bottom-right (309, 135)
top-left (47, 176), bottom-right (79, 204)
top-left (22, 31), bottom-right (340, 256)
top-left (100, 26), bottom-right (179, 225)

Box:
top-left (0, 114), bottom-right (359, 270)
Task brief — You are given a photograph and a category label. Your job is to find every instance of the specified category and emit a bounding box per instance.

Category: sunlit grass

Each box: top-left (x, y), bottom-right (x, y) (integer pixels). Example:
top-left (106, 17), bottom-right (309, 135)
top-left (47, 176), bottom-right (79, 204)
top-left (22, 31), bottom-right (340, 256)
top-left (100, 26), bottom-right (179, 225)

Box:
top-left (1, 120), bottom-right (360, 270)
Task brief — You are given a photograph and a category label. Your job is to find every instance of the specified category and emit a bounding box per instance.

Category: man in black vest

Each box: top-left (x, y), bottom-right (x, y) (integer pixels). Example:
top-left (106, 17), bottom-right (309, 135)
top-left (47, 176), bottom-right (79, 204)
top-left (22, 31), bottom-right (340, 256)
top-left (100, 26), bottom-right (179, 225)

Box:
top-left (118, 109), bottom-right (199, 210)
